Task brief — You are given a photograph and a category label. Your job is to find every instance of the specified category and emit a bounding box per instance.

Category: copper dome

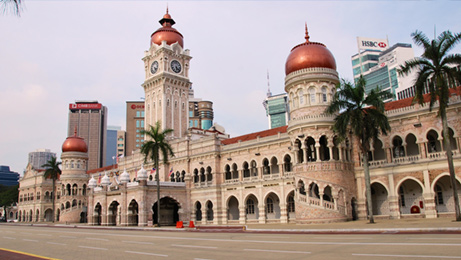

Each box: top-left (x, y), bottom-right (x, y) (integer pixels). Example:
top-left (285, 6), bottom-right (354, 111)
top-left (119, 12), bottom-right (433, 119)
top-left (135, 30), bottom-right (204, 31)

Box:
top-left (62, 129), bottom-right (87, 153)
top-left (285, 26), bottom-right (336, 75)
top-left (151, 10), bottom-right (184, 48)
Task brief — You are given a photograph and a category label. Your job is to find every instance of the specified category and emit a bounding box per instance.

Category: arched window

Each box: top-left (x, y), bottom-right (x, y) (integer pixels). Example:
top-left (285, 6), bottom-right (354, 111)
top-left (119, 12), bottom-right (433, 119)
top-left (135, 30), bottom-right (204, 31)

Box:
top-left (225, 165), bottom-right (231, 180)
top-left (193, 169), bottom-right (199, 183)
top-left (200, 168), bottom-right (205, 182)
top-left (246, 199), bottom-right (255, 214)
top-left (322, 87), bottom-right (327, 102)
top-left (309, 88), bottom-right (316, 103)
top-left (298, 89), bottom-right (304, 105)
top-left (266, 198), bottom-right (274, 214)
top-left (262, 158), bottom-right (270, 175)
top-left (206, 167), bottom-right (212, 182)
top-left (250, 160), bottom-right (258, 177)
top-left (231, 163), bottom-right (238, 179)
top-left (243, 162), bottom-right (250, 178)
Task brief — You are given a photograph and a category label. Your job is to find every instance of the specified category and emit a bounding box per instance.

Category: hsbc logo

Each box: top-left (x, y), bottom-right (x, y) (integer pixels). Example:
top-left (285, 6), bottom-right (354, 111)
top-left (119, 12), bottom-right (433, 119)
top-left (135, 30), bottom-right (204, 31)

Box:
top-left (362, 41), bottom-right (387, 48)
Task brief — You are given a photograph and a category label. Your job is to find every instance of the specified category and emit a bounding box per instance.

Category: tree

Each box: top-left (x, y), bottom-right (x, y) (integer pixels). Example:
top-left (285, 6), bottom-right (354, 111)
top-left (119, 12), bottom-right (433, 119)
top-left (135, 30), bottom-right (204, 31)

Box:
top-left (140, 121), bottom-right (174, 227)
top-left (0, 184), bottom-right (19, 221)
top-left (398, 30), bottom-right (461, 221)
top-left (326, 76), bottom-right (391, 223)
top-left (1, 0), bottom-right (22, 16)
top-left (42, 156), bottom-right (62, 223)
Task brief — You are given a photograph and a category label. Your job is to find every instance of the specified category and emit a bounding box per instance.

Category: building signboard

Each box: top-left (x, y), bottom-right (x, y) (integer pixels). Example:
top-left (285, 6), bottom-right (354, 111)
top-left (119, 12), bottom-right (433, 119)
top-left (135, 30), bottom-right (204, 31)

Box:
top-left (69, 103), bottom-right (102, 110)
top-left (357, 37), bottom-right (389, 51)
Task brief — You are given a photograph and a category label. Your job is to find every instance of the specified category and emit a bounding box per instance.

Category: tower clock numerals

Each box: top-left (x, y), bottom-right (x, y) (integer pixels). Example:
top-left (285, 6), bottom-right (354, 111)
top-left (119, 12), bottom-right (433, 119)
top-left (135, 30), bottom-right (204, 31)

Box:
top-left (150, 61), bottom-right (159, 74)
top-left (170, 60), bottom-right (182, 73)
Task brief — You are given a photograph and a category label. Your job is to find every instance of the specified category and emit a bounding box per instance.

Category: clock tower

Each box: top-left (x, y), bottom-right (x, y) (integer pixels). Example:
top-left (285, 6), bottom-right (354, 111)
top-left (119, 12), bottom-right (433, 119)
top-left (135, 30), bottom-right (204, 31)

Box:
top-left (142, 10), bottom-right (192, 138)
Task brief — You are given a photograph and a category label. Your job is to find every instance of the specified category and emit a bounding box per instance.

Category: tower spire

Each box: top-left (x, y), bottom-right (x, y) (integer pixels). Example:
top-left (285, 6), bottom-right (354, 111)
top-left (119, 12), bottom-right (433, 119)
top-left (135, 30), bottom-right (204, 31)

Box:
top-left (305, 22), bottom-right (310, 43)
top-left (266, 70), bottom-right (272, 97)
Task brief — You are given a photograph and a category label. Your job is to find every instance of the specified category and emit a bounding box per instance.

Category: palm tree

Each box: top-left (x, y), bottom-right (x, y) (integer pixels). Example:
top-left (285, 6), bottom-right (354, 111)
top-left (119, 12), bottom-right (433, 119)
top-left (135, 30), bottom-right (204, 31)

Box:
top-left (42, 156), bottom-right (62, 223)
top-left (1, 0), bottom-right (22, 16)
top-left (140, 121), bottom-right (174, 227)
top-left (326, 76), bottom-right (391, 223)
top-left (398, 30), bottom-right (461, 221)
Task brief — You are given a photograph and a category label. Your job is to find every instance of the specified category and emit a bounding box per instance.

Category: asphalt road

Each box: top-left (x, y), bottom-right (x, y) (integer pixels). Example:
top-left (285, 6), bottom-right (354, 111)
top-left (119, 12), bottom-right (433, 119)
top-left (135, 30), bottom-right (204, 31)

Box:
top-left (1, 225), bottom-right (461, 260)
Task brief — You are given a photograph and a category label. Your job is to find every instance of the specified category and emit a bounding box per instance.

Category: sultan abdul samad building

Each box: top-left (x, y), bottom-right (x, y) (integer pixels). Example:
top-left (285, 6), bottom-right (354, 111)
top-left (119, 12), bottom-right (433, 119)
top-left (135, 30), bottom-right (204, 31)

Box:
top-left (18, 11), bottom-right (461, 226)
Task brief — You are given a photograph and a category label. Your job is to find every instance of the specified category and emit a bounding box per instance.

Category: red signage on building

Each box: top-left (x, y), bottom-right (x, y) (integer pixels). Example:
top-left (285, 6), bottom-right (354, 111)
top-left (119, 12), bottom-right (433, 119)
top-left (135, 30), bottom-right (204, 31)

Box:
top-left (131, 104), bottom-right (145, 109)
top-left (69, 103), bottom-right (102, 110)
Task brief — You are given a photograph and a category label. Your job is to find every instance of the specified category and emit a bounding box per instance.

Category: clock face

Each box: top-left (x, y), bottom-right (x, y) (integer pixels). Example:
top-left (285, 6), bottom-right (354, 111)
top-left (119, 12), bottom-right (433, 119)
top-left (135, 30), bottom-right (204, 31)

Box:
top-left (150, 61), bottom-right (159, 74)
top-left (170, 60), bottom-right (182, 73)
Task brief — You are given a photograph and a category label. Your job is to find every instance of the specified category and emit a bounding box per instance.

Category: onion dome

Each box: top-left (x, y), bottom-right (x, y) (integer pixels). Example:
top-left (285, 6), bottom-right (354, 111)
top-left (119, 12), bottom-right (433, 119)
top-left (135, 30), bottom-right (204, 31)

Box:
top-left (137, 164), bottom-right (148, 181)
top-left (62, 128), bottom-right (88, 153)
top-left (100, 172), bottom-right (111, 186)
top-left (285, 24), bottom-right (336, 75)
top-left (88, 176), bottom-right (97, 189)
top-left (120, 168), bottom-right (130, 184)
top-left (151, 8), bottom-right (184, 48)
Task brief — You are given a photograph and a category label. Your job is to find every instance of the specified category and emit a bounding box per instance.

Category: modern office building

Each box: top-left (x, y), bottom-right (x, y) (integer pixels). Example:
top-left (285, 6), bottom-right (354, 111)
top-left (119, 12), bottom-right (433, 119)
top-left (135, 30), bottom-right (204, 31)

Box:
top-left (106, 126), bottom-right (121, 166)
top-left (68, 101), bottom-right (107, 170)
top-left (352, 41), bottom-right (417, 100)
top-left (0, 165), bottom-right (19, 186)
top-left (189, 98), bottom-right (214, 130)
top-left (125, 101), bottom-right (145, 156)
top-left (28, 149), bottom-right (56, 170)
top-left (116, 130), bottom-right (126, 159)
top-left (263, 93), bottom-right (289, 129)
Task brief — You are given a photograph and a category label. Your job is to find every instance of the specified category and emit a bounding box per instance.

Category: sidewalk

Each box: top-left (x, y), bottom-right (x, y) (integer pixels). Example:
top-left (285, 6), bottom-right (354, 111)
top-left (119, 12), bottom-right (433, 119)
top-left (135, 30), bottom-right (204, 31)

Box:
top-left (5, 218), bottom-right (461, 234)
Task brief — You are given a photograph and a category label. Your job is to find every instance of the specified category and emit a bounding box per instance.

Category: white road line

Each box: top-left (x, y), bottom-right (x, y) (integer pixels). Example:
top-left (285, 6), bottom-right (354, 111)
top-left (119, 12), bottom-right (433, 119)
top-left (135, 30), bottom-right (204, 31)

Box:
top-left (407, 237), bottom-right (461, 240)
top-left (23, 239), bottom-right (39, 242)
top-left (47, 242), bottom-right (67, 246)
top-left (171, 244), bottom-right (217, 249)
top-left (60, 235), bottom-right (76, 238)
top-left (125, 251), bottom-right (168, 257)
top-left (37, 234), bottom-right (52, 237)
top-left (353, 253), bottom-right (461, 259)
top-left (244, 249), bottom-right (311, 254)
top-left (3, 237), bottom-right (16, 239)
top-left (85, 237), bottom-right (109, 241)
top-left (122, 241), bottom-right (155, 245)
top-left (78, 246), bottom-right (108, 251)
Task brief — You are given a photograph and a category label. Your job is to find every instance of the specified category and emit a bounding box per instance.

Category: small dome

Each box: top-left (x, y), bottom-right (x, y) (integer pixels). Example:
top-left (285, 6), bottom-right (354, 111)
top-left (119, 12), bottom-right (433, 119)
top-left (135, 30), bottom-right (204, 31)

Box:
top-left (88, 176), bottom-right (97, 189)
top-left (285, 25), bottom-right (336, 75)
top-left (151, 10), bottom-right (184, 48)
top-left (137, 164), bottom-right (148, 181)
top-left (62, 128), bottom-right (87, 153)
top-left (120, 169), bottom-right (130, 184)
top-left (100, 172), bottom-right (111, 186)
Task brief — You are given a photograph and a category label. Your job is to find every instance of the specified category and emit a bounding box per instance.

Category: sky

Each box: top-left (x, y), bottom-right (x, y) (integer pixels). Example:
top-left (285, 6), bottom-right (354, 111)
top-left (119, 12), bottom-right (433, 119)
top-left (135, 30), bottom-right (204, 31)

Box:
top-left (1, 0), bottom-right (461, 174)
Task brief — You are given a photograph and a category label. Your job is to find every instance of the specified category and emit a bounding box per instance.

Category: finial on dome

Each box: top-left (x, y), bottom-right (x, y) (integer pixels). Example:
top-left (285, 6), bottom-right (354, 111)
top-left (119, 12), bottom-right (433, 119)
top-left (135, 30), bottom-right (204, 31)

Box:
top-left (74, 126), bottom-right (78, 136)
top-left (305, 23), bottom-right (310, 43)
top-left (166, 4), bottom-right (169, 14)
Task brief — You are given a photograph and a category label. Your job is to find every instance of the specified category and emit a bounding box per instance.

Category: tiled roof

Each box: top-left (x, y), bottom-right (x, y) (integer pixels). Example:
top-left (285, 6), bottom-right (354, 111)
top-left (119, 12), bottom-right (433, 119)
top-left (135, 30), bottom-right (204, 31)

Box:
top-left (221, 125), bottom-right (288, 145)
top-left (384, 86), bottom-right (461, 111)
top-left (87, 164), bottom-right (118, 174)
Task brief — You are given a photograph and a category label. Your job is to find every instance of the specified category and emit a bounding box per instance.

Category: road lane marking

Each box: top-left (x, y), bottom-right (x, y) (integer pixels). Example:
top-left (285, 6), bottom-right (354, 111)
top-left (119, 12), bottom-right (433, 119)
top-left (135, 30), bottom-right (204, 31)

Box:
top-left (0, 248), bottom-right (59, 260)
top-left (244, 249), bottom-right (311, 254)
top-left (85, 237), bottom-right (109, 241)
top-left (47, 242), bottom-right (67, 246)
top-left (3, 237), bottom-right (16, 239)
top-left (353, 253), bottom-right (461, 259)
top-left (60, 235), bottom-right (76, 238)
top-left (37, 234), bottom-right (52, 237)
top-left (122, 241), bottom-right (155, 245)
top-left (171, 244), bottom-right (217, 249)
top-left (78, 246), bottom-right (108, 251)
top-left (23, 239), bottom-right (39, 242)
top-left (125, 250), bottom-right (168, 257)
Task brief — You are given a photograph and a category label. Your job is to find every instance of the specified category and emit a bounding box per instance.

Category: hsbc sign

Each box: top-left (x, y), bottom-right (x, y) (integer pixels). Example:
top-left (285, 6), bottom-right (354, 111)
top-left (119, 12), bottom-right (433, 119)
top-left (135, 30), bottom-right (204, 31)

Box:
top-left (357, 37), bottom-right (389, 51)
